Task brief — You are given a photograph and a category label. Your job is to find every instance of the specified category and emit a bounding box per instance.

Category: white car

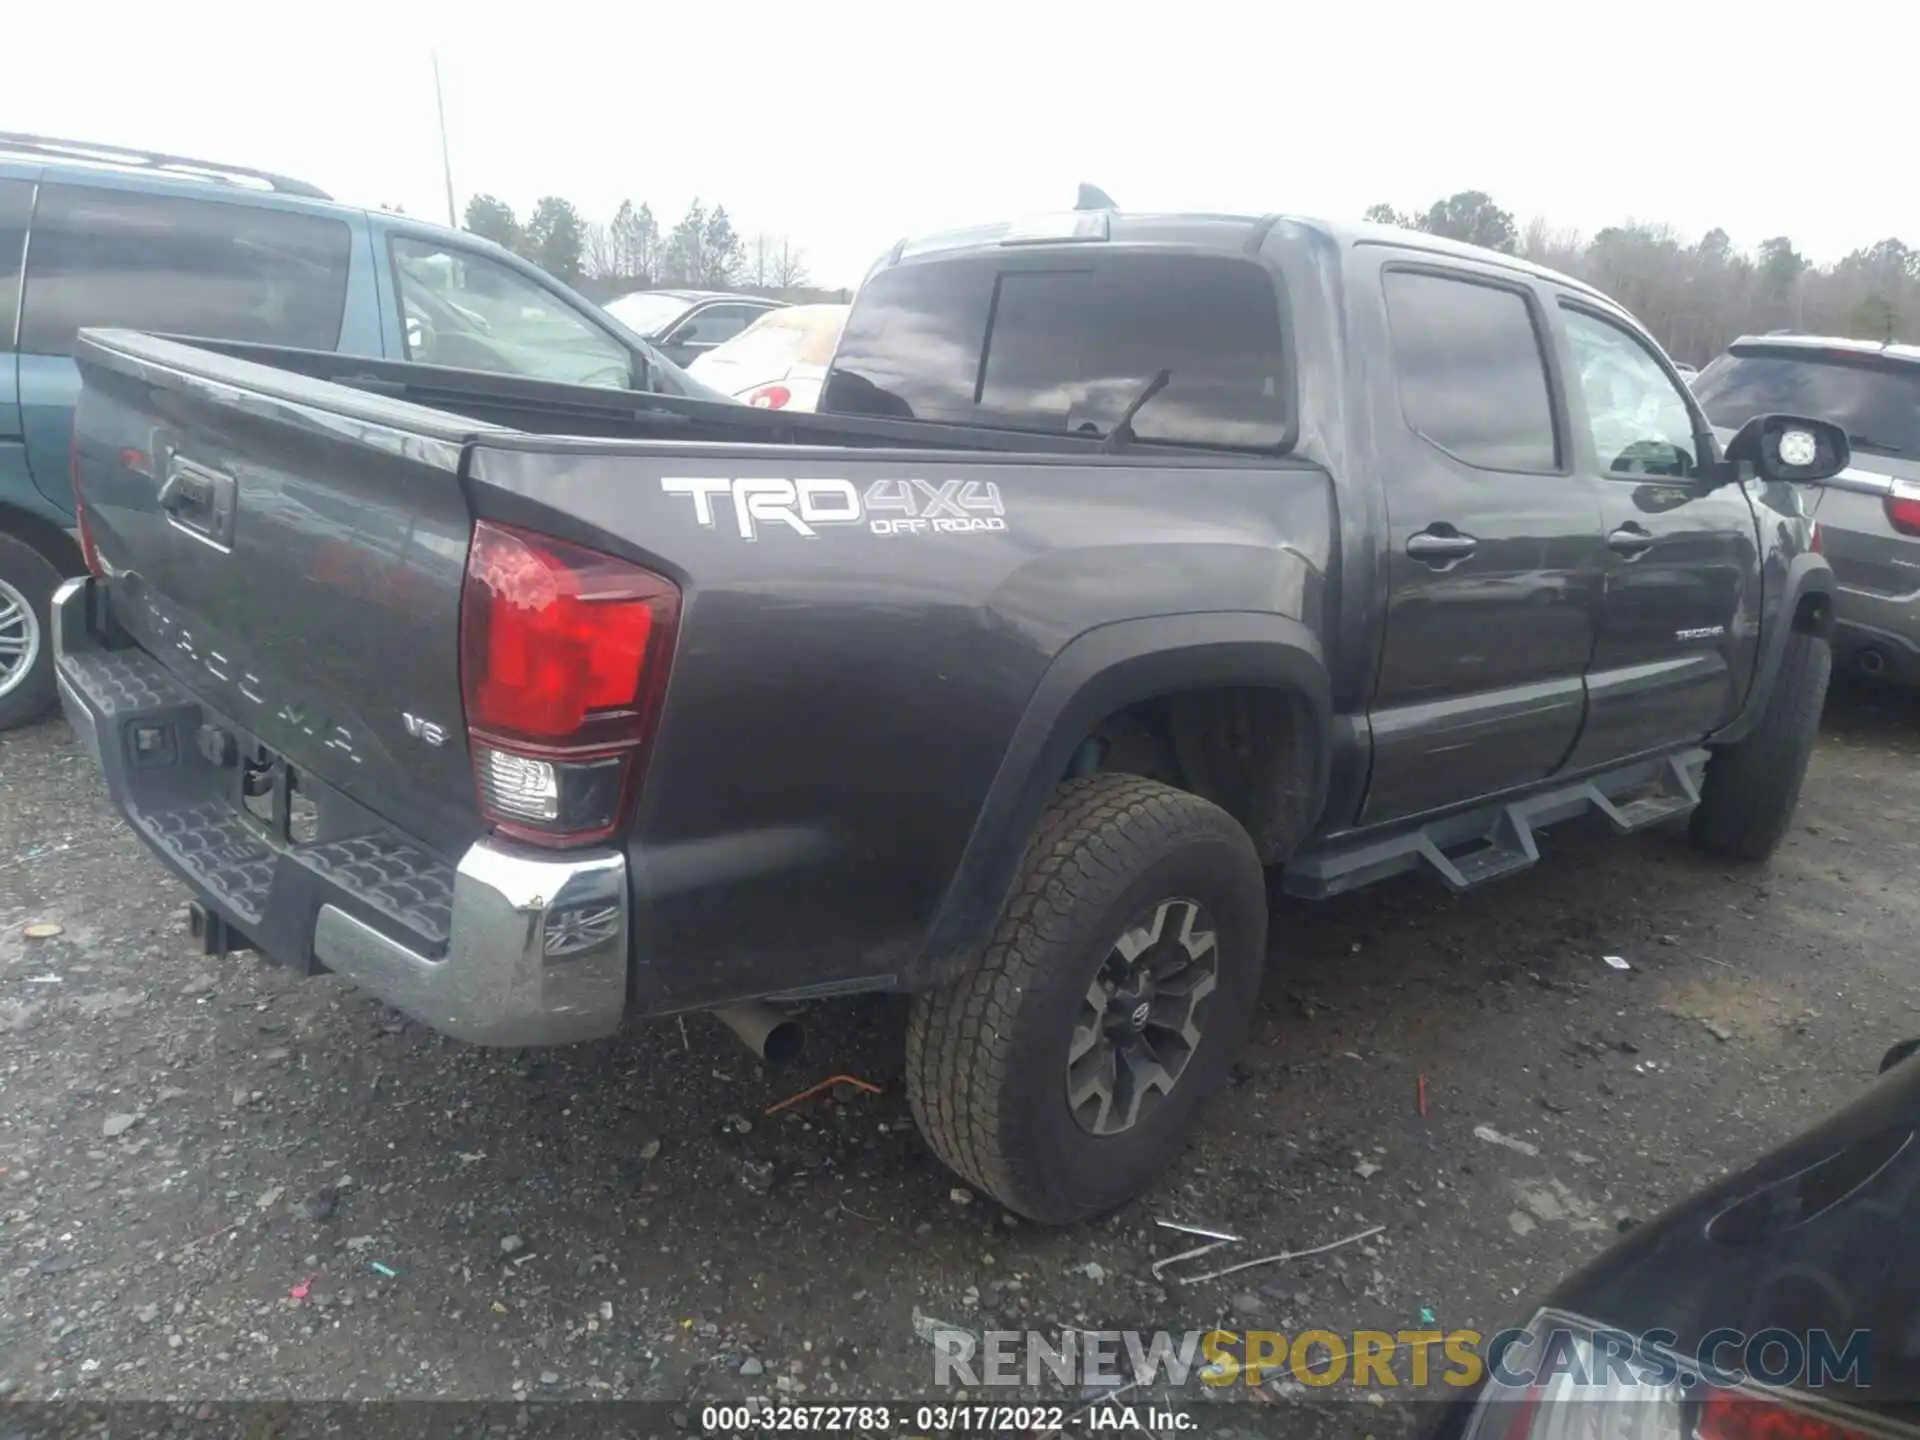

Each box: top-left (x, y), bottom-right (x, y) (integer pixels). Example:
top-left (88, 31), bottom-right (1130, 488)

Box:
top-left (686, 303), bottom-right (849, 411)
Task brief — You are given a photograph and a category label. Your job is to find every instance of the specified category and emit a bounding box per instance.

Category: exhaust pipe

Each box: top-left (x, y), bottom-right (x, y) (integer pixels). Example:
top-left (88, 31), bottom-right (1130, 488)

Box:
top-left (1859, 648), bottom-right (1887, 677)
top-left (713, 1002), bottom-right (805, 1067)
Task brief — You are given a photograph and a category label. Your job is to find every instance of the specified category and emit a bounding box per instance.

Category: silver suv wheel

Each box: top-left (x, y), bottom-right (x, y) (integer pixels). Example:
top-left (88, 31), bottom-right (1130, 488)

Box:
top-left (0, 576), bottom-right (41, 702)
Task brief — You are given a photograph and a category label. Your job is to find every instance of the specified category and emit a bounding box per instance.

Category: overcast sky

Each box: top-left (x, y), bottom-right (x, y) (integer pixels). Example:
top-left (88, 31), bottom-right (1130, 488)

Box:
top-left (10, 1), bottom-right (1913, 288)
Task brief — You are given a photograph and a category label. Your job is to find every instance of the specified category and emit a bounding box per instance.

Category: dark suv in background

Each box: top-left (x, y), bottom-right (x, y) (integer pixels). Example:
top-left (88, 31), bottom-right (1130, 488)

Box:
top-left (1695, 336), bottom-right (1920, 685)
top-left (0, 132), bottom-right (718, 730)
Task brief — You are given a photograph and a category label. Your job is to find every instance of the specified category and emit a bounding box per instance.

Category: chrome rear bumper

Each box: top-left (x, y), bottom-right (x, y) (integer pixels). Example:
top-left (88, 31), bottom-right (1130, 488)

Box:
top-left (52, 576), bottom-right (628, 1046)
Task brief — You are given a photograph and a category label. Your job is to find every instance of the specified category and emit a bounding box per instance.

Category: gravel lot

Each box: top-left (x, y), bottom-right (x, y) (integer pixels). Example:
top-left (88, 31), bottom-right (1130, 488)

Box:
top-left (4, 678), bottom-right (1918, 1432)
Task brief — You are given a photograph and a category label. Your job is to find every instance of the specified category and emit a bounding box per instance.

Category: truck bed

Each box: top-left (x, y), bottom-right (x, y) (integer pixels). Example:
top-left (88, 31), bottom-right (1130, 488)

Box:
top-left (159, 334), bottom-right (1177, 457)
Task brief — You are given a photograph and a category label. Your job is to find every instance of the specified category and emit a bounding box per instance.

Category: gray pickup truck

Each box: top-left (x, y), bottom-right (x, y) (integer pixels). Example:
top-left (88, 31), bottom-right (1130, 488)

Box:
top-left (50, 208), bottom-right (1849, 1224)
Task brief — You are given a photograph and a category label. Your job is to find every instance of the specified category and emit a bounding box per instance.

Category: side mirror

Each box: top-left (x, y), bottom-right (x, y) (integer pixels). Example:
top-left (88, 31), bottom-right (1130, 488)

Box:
top-left (1722, 414), bottom-right (1852, 485)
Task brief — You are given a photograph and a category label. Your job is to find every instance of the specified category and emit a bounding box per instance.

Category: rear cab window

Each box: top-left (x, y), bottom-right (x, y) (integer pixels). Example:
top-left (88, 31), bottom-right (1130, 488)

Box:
top-left (19, 182), bottom-right (352, 355)
top-left (823, 252), bottom-right (1289, 450)
top-left (1694, 348), bottom-right (1920, 461)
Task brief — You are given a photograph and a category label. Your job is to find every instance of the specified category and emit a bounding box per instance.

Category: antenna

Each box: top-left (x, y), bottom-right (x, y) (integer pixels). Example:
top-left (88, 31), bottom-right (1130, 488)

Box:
top-left (432, 50), bottom-right (457, 227)
top-left (1076, 183), bottom-right (1117, 211)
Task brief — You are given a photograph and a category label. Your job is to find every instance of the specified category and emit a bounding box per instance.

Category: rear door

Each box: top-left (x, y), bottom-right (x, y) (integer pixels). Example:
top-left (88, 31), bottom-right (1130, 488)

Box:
top-left (1554, 302), bottom-right (1759, 771)
top-left (16, 180), bottom-right (358, 516)
top-left (1360, 260), bottom-right (1607, 826)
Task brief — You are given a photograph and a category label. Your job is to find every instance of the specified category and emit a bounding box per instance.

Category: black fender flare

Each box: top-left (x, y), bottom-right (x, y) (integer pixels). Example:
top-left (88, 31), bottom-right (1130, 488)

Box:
top-left (911, 612), bottom-right (1331, 985)
top-left (1713, 552), bottom-right (1835, 748)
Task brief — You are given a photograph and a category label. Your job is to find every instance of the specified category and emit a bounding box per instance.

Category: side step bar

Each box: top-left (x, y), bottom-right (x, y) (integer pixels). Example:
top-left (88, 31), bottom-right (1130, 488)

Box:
top-left (1282, 749), bottom-right (1708, 899)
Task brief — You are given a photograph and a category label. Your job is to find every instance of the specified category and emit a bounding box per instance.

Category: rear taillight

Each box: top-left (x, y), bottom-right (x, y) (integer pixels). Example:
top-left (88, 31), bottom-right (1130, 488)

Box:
top-left (459, 520), bottom-right (679, 847)
top-left (1465, 1313), bottom-right (1879, 1440)
top-left (747, 384), bottom-right (791, 409)
top-left (1696, 1389), bottom-right (1866, 1440)
top-left (70, 439), bottom-right (103, 577)
top-left (1886, 486), bottom-right (1920, 538)
top-left (1808, 520), bottom-right (1822, 554)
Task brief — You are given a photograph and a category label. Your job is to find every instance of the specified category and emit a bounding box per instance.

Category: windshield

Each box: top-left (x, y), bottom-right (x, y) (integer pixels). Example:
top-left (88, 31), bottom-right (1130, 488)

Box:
top-left (605, 291), bottom-right (694, 335)
top-left (1695, 350), bottom-right (1920, 459)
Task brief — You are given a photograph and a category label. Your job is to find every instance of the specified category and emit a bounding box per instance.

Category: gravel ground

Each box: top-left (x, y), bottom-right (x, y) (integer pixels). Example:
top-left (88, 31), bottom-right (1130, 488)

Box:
top-left (4, 677), bottom-right (1918, 1434)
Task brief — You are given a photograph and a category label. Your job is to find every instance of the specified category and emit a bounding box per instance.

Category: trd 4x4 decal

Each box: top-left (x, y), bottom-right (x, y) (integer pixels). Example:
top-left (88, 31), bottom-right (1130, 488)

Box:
top-left (661, 476), bottom-right (1006, 540)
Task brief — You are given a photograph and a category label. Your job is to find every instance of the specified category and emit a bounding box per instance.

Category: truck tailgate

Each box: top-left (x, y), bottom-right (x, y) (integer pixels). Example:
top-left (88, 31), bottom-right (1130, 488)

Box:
top-left (71, 330), bottom-right (491, 860)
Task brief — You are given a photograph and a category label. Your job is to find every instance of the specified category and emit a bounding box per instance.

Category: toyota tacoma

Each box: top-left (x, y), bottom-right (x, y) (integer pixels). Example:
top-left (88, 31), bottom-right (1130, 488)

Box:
top-left (50, 208), bottom-right (1849, 1224)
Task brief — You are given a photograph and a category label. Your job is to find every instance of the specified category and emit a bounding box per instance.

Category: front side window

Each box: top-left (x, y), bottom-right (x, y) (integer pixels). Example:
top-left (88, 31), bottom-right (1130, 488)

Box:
top-left (391, 238), bottom-right (632, 389)
top-left (824, 253), bottom-right (1288, 449)
top-left (19, 182), bottom-right (352, 356)
top-left (1561, 306), bottom-right (1700, 478)
top-left (1381, 269), bottom-right (1559, 472)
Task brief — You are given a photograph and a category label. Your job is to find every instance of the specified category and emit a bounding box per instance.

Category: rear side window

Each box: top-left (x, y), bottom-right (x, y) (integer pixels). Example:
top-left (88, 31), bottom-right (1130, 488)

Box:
top-left (673, 304), bottom-right (766, 345)
top-left (0, 179), bottom-right (32, 349)
top-left (19, 183), bottom-right (352, 356)
top-left (1382, 269), bottom-right (1559, 472)
top-left (824, 253), bottom-right (1288, 450)
top-left (1695, 351), bottom-right (1920, 460)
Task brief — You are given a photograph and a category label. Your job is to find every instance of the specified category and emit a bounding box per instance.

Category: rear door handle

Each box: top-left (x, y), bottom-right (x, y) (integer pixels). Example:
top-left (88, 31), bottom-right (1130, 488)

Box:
top-left (1406, 526), bottom-right (1479, 566)
top-left (1608, 523), bottom-right (1656, 558)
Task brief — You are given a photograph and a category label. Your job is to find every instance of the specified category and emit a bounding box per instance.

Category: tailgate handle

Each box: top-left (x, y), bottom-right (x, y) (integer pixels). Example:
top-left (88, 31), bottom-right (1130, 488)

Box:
top-left (158, 457), bottom-right (237, 550)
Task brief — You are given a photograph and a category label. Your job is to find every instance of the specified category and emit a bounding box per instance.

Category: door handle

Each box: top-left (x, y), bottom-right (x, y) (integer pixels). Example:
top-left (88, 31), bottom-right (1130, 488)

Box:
top-left (1608, 524), bottom-right (1656, 558)
top-left (1406, 526), bottom-right (1479, 566)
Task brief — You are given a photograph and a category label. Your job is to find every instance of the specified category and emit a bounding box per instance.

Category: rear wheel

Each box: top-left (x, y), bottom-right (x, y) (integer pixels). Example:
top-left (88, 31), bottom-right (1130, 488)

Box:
top-left (0, 533), bottom-right (62, 731)
top-left (906, 775), bottom-right (1267, 1224)
top-left (1689, 627), bottom-right (1830, 861)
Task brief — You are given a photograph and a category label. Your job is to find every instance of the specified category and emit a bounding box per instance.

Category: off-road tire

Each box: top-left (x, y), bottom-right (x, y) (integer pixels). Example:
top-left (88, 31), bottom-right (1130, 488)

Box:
top-left (905, 774), bottom-right (1267, 1224)
top-left (1689, 627), bottom-right (1830, 861)
top-left (0, 533), bottom-right (63, 731)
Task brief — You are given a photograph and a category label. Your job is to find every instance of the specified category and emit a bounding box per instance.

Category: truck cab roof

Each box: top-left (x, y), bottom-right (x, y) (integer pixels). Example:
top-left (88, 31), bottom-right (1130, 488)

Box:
top-left (880, 207), bottom-right (1614, 306)
top-left (831, 208), bottom-right (1623, 451)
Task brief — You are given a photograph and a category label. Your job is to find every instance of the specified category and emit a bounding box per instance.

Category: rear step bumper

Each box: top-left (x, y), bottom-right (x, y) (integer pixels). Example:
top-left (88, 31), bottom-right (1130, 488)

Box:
top-left (51, 577), bottom-right (628, 1047)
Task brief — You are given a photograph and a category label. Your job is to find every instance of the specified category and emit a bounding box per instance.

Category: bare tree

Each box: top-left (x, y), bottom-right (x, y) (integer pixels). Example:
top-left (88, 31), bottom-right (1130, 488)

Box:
top-left (582, 222), bottom-right (618, 280)
top-left (1367, 192), bottom-right (1920, 364)
top-left (772, 237), bottom-right (810, 291)
top-left (744, 232), bottom-right (776, 289)
top-left (610, 201), bottom-right (659, 286)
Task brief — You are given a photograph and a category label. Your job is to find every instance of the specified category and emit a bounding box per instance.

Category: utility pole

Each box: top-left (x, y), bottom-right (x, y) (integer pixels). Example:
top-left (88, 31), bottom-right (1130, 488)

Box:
top-left (432, 50), bottom-right (457, 227)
